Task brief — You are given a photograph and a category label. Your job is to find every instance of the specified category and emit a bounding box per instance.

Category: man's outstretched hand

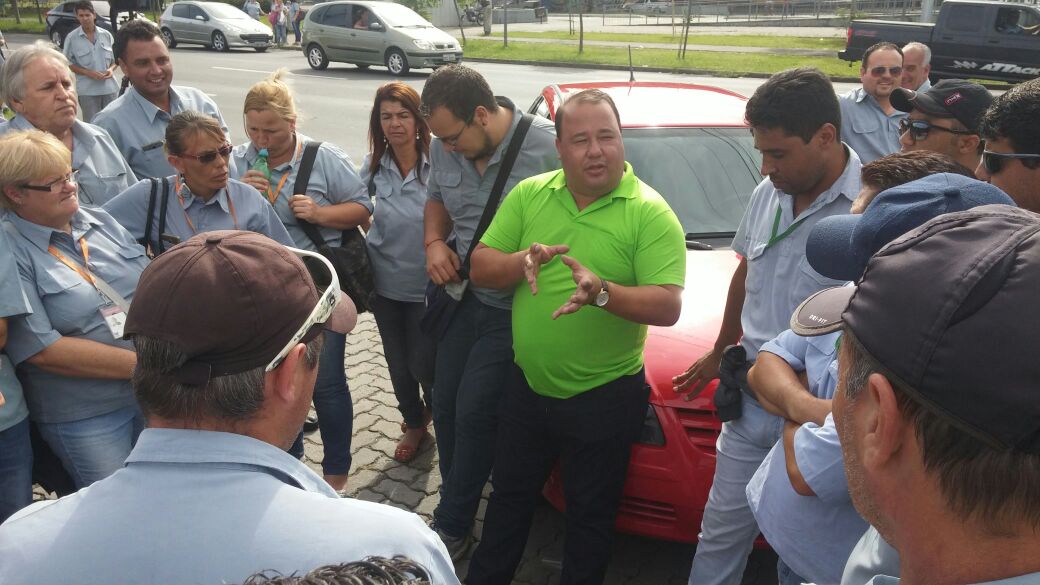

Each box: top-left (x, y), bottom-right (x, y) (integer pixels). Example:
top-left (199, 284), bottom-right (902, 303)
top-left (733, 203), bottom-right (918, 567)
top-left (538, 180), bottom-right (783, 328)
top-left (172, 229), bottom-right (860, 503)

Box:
top-left (552, 255), bottom-right (601, 320)
top-left (524, 242), bottom-right (569, 295)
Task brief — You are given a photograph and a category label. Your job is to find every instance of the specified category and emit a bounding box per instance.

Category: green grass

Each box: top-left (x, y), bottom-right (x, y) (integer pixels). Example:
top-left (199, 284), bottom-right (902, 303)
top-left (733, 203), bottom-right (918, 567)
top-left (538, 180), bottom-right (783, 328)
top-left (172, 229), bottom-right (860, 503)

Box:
top-left (0, 16), bottom-right (49, 34)
top-left (463, 38), bottom-right (856, 77)
top-left (485, 31), bottom-right (845, 50)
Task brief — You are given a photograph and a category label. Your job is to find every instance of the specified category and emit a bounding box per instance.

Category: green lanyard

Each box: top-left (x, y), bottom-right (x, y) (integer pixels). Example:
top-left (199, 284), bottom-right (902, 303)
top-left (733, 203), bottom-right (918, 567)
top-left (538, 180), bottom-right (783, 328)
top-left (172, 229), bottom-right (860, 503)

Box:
top-left (765, 204), bottom-right (807, 250)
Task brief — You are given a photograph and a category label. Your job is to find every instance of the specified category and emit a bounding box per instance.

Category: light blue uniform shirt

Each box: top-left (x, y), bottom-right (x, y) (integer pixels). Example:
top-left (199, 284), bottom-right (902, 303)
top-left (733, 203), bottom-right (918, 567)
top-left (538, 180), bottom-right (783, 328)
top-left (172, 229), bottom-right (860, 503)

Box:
top-left (243, 0), bottom-right (262, 18)
top-left (2, 208), bottom-right (147, 424)
top-left (0, 116), bottom-right (136, 206)
top-left (363, 151), bottom-right (430, 303)
top-left (864, 576), bottom-right (1040, 585)
top-left (732, 146), bottom-right (861, 359)
top-left (230, 134), bottom-right (372, 251)
top-left (748, 329), bottom-right (868, 585)
top-left (0, 428), bottom-right (462, 585)
top-left (0, 227), bottom-right (32, 433)
top-left (103, 176), bottom-right (294, 249)
top-left (61, 26), bottom-right (119, 97)
top-left (839, 87), bottom-right (906, 164)
top-left (427, 97), bottom-right (559, 310)
top-left (93, 85), bottom-right (228, 179)
top-left (843, 527), bottom-right (900, 585)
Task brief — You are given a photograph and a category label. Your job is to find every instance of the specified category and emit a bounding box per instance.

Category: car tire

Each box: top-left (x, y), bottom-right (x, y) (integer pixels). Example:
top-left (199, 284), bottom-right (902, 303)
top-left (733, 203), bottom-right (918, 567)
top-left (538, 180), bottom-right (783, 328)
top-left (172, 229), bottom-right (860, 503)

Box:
top-left (306, 43), bottom-right (329, 70)
top-left (51, 28), bottom-right (65, 49)
top-left (254, 46), bottom-right (268, 52)
top-left (385, 48), bottom-right (409, 76)
top-left (212, 31), bottom-right (229, 52)
top-left (161, 27), bottom-right (177, 48)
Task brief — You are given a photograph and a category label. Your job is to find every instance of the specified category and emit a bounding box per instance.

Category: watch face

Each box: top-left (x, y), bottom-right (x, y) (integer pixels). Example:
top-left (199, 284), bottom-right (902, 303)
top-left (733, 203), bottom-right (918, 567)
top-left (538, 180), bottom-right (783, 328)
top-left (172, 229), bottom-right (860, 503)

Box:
top-left (595, 290), bottom-right (609, 307)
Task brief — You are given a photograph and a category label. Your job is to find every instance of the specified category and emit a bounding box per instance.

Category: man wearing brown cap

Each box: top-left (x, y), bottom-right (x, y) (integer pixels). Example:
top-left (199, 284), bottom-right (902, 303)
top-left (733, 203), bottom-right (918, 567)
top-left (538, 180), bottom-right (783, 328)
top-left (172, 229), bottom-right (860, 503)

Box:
top-left (0, 231), bottom-right (460, 585)
top-left (892, 79), bottom-right (992, 172)
top-left (791, 205), bottom-right (1040, 585)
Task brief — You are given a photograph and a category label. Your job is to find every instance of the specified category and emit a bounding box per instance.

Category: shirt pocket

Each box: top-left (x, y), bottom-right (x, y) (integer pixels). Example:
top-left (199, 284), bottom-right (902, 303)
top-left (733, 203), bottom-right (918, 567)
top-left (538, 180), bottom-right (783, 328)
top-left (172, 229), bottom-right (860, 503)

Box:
top-left (72, 45), bottom-right (94, 67)
top-left (790, 256), bottom-right (845, 310)
top-left (37, 270), bottom-right (99, 336)
top-left (432, 169), bottom-right (463, 211)
top-left (850, 116), bottom-right (880, 137)
top-left (77, 172), bottom-right (128, 206)
top-left (742, 239), bottom-right (769, 295)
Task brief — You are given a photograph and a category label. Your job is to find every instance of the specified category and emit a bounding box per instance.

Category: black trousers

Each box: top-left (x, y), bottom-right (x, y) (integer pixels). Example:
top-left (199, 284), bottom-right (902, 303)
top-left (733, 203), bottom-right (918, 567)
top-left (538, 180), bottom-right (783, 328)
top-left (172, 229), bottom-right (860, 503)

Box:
top-left (370, 294), bottom-right (436, 428)
top-left (467, 364), bottom-right (649, 585)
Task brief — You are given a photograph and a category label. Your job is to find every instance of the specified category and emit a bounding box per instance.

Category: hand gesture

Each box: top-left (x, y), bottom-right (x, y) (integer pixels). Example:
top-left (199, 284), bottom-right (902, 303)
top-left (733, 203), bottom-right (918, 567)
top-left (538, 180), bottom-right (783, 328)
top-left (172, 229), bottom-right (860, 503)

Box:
top-left (289, 194), bottom-right (320, 222)
top-left (552, 255), bottom-right (601, 320)
top-left (673, 347), bottom-right (723, 400)
top-left (524, 242), bottom-right (569, 295)
top-left (99, 69), bottom-right (113, 80)
top-left (240, 169), bottom-right (271, 194)
top-left (426, 240), bottom-right (462, 285)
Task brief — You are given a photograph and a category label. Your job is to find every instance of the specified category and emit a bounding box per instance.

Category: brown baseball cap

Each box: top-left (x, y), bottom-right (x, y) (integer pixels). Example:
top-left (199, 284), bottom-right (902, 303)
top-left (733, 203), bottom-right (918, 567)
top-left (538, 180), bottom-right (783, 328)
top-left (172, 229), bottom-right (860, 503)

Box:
top-left (791, 205), bottom-right (1040, 454)
top-left (125, 231), bottom-right (356, 384)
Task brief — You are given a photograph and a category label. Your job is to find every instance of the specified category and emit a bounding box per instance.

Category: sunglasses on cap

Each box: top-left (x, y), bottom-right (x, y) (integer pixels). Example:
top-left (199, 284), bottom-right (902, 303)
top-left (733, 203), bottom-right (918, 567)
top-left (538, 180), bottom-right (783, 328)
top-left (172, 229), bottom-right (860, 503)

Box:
top-left (867, 65), bottom-right (903, 77)
top-left (265, 247), bottom-right (343, 373)
top-left (898, 118), bottom-right (975, 143)
top-left (982, 150), bottom-right (1040, 175)
top-left (177, 142), bottom-right (234, 164)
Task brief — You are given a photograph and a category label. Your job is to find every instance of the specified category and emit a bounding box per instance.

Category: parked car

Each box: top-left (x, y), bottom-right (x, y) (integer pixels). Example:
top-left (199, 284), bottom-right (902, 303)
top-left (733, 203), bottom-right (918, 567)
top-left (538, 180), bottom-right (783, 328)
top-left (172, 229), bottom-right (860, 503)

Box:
top-left (839, 0), bottom-right (1040, 84)
top-left (160, 1), bottom-right (273, 52)
top-left (301, 0), bottom-right (463, 74)
top-left (46, 0), bottom-right (149, 49)
top-left (529, 81), bottom-right (763, 544)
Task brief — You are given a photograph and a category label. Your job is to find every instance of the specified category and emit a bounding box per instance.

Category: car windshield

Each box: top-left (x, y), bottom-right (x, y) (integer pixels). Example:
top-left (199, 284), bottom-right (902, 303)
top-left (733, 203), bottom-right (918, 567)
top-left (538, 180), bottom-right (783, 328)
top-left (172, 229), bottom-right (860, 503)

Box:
top-left (92, 1), bottom-right (110, 16)
top-left (622, 127), bottom-right (759, 239)
top-left (372, 3), bottom-right (432, 27)
top-left (203, 2), bottom-right (253, 20)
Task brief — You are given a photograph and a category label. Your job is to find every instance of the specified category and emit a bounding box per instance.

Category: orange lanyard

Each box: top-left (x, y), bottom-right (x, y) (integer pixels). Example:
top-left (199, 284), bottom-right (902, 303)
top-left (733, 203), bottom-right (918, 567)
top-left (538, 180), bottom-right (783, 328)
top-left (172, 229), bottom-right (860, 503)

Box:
top-left (266, 139), bottom-right (304, 205)
top-left (175, 176), bottom-right (239, 233)
top-left (47, 238), bottom-right (96, 287)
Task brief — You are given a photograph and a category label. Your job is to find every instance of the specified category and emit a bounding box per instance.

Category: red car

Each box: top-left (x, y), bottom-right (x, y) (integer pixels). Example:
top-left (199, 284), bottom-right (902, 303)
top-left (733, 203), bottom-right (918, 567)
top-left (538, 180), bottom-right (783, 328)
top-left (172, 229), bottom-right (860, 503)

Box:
top-left (530, 81), bottom-right (762, 544)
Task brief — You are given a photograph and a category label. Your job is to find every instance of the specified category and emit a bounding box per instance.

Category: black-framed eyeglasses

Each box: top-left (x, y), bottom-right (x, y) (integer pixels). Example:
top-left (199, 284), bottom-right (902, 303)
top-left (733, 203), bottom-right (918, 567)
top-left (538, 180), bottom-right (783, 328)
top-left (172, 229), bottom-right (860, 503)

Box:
top-left (21, 170), bottom-right (79, 193)
top-left (982, 150), bottom-right (1040, 175)
top-left (177, 142), bottom-right (234, 164)
top-left (898, 118), bottom-right (975, 143)
top-left (868, 65), bottom-right (903, 77)
top-left (440, 114), bottom-right (474, 148)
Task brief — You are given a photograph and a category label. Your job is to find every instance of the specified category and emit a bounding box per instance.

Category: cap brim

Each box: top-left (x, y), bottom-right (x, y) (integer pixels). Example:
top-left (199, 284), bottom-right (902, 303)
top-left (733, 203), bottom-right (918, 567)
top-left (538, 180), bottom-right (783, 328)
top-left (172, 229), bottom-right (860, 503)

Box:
top-left (790, 286), bottom-right (856, 336)
top-left (890, 88), bottom-right (916, 113)
top-left (323, 291), bottom-right (358, 335)
top-left (806, 213), bottom-right (866, 282)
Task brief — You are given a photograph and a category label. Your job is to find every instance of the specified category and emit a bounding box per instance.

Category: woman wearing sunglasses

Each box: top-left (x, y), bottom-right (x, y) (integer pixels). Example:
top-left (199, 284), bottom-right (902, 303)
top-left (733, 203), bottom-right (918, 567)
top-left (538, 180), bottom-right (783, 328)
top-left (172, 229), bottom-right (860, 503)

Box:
top-left (103, 111), bottom-right (294, 253)
top-left (230, 70), bottom-right (373, 492)
top-left (0, 129), bottom-right (148, 489)
top-left (362, 82), bottom-right (437, 463)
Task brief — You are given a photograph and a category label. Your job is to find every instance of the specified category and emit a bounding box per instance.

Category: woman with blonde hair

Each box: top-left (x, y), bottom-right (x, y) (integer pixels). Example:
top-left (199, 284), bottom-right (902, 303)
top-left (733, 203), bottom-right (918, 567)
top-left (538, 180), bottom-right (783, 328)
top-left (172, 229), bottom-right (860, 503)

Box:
top-left (362, 82), bottom-right (436, 463)
top-left (231, 69), bottom-right (371, 491)
top-left (0, 129), bottom-right (147, 488)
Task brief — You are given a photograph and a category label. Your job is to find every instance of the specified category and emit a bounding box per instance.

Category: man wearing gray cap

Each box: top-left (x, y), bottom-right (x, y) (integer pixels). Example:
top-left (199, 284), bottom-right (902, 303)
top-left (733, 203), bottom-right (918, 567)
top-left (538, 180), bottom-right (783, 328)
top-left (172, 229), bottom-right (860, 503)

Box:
top-left (0, 231), bottom-right (460, 585)
top-left (892, 79), bottom-right (993, 173)
top-left (791, 204), bottom-right (1040, 585)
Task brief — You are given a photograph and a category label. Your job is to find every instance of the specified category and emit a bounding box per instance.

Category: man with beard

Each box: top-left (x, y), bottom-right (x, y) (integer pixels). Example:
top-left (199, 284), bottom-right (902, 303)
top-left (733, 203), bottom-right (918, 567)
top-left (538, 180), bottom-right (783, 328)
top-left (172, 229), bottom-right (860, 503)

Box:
top-left (419, 64), bottom-right (558, 560)
top-left (791, 203), bottom-right (1040, 585)
top-left (839, 42), bottom-right (907, 164)
top-left (892, 80), bottom-right (992, 173)
top-left (93, 20), bottom-right (227, 179)
top-left (976, 77), bottom-right (1040, 212)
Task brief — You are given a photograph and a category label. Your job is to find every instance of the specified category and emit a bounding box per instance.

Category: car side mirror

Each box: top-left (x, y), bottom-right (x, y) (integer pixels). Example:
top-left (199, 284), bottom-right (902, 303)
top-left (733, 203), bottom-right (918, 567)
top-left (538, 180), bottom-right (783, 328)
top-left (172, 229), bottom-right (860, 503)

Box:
top-left (195, 14), bottom-right (206, 20)
top-left (368, 21), bottom-right (383, 31)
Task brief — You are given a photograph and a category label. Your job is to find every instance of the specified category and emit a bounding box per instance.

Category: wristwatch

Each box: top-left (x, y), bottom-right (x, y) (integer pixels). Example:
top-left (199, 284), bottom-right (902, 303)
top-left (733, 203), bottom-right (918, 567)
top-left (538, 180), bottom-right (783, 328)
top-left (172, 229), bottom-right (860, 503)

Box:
top-left (594, 279), bottom-right (610, 307)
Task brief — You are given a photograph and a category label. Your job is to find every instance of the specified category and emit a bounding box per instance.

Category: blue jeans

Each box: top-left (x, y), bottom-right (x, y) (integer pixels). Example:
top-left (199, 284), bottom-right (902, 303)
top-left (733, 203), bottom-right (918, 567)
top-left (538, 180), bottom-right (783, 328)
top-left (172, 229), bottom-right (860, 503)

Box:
top-left (292, 20), bottom-right (301, 42)
top-left (275, 23), bottom-right (287, 44)
top-left (777, 558), bottom-right (807, 585)
top-left (688, 398), bottom-right (783, 585)
top-left (432, 293), bottom-right (513, 538)
top-left (290, 330), bottom-right (353, 475)
top-left (371, 295), bottom-right (435, 428)
top-left (36, 404), bottom-right (144, 489)
top-left (0, 417), bottom-right (33, 523)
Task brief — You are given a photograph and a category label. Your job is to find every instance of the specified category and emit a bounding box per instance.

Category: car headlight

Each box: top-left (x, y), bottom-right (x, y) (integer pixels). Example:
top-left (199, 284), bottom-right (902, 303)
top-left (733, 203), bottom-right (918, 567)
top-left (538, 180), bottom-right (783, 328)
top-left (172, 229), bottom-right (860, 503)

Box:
top-left (639, 401), bottom-right (666, 446)
top-left (413, 39), bottom-right (433, 50)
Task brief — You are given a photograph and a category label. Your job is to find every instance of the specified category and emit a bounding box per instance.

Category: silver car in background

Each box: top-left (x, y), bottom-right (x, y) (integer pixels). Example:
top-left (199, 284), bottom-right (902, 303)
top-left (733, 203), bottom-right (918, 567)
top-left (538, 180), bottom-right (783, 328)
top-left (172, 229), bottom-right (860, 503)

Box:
top-left (302, 0), bottom-right (463, 75)
top-left (160, 1), bottom-right (273, 52)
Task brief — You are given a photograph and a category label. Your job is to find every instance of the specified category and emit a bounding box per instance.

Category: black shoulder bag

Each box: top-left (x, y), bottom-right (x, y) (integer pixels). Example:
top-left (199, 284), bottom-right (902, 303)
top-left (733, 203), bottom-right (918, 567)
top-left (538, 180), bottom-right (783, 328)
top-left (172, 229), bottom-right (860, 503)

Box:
top-left (294, 141), bottom-right (377, 313)
top-left (139, 177), bottom-right (171, 258)
top-left (419, 113), bottom-right (534, 340)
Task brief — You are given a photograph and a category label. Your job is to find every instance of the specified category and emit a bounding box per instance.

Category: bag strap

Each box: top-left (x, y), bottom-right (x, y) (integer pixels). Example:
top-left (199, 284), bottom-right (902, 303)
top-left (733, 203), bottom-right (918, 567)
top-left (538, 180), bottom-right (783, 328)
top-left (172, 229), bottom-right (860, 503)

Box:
top-left (461, 113), bottom-right (534, 271)
top-left (157, 177), bottom-right (170, 254)
top-left (292, 141), bottom-right (327, 249)
top-left (143, 178), bottom-right (158, 254)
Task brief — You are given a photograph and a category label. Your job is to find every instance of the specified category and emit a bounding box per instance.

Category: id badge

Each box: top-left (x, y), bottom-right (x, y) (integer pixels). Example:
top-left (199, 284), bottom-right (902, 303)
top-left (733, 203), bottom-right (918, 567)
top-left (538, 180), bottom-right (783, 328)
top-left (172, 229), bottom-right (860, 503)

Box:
top-left (100, 304), bottom-right (127, 339)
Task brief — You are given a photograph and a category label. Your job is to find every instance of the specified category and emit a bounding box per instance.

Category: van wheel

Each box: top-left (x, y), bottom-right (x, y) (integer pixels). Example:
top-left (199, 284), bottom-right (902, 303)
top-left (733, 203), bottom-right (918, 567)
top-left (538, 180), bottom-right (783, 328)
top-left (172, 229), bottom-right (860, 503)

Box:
top-left (307, 44), bottom-right (329, 70)
top-left (161, 27), bottom-right (177, 48)
top-left (385, 48), bottom-right (409, 75)
top-left (212, 31), bottom-right (229, 52)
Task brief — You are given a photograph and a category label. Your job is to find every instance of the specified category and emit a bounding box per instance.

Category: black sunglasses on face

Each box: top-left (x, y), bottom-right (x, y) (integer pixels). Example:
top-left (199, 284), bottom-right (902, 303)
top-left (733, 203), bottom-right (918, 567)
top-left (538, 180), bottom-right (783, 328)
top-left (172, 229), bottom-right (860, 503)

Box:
top-left (898, 118), bottom-right (975, 142)
top-left (982, 150), bottom-right (1040, 175)
top-left (178, 142), bottom-right (234, 164)
top-left (868, 65), bottom-right (903, 77)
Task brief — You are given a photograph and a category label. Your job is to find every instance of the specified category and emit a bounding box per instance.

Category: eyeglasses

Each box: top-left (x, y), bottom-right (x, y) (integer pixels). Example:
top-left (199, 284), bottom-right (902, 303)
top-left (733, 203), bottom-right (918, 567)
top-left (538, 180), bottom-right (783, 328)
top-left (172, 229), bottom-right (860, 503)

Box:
top-left (177, 142), bottom-right (234, 164)
top-left (981, 150), bottom-right (1040, 175)
top-left (439, 114), bottom-right (473, 148)
top-left (867, 65), bottom-right (903, 77)
top-left (898, 118), bottom-right (975, 142)
top-left (265, 247), bottom-right (343, 373)
top-left (22, 170), bottom-right (79, 192)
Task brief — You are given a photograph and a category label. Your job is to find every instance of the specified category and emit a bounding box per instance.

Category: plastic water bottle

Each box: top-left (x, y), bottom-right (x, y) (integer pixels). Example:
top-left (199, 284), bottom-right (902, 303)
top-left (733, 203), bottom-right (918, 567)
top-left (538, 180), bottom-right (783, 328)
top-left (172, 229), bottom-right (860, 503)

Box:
top-left (251, 148), bottom-right (271, 181)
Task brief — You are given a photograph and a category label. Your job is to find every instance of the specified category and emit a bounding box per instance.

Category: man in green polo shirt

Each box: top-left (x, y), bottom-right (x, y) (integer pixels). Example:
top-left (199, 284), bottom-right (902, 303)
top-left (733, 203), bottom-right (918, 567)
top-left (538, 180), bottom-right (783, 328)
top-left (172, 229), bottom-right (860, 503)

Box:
top-left (465, 89), bottom-right (686, 585)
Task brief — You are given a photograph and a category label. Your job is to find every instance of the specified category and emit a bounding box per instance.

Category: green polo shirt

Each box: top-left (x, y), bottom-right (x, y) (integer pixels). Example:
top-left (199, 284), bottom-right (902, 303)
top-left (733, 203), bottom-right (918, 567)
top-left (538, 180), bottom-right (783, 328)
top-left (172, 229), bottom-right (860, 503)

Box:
top-left (481, 163), bottom-right (685, 399)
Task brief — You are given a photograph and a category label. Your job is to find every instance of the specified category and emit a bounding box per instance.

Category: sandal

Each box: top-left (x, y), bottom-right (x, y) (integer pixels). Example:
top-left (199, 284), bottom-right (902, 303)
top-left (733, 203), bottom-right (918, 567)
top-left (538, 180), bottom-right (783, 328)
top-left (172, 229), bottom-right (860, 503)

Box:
top-left (394, 428), bottom-right (430, 463)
